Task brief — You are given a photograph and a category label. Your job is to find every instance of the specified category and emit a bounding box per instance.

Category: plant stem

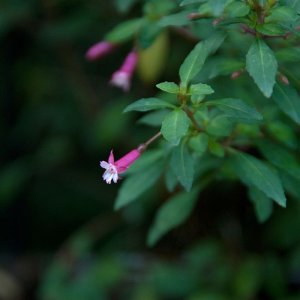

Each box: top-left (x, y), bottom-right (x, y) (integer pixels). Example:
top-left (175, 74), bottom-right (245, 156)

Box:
top-left (138, 131), bottom-right (162, 152)
top-left (183, 106), bottom-right (202, 132)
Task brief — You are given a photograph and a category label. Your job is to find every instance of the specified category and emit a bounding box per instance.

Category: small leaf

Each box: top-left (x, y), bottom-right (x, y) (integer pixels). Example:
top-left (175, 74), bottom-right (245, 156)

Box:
top-left (231, 152), bottom-right (286, 207)
top-left (246, 39), bottom-right (278, 98)
top-left (190, 83), bottom-right (214, 95)
top-left (156, 82), bottom-right (180, 94)
top-left (161, 109), bottom-right (190, 145)
top-left (248, 187), bottom-right (273, 223)
top-left (189, 133), bottom-right (208, 155)
top-left (147, 185), bottom-right (201, 246)
top-left (265, 6), bottom-right (298, 25)
top-left (105, 18), bottom-right (144, 43)
top-left (272, 83), bottom-right (300, 124)
top-left (115, 162), bottom-right (163, 209)
top-left (158, 11), bottom-right (191, 27)
top-left (180, 0), bottom-right (207, 6)
top-left (206, 98), bottom-right (263, 124)
top-left (124, 98), bottom-right (175, 112)
top-left (171, 143), bottom-right (195, 191)
top-left (225, 2), bottom-right (250, 18)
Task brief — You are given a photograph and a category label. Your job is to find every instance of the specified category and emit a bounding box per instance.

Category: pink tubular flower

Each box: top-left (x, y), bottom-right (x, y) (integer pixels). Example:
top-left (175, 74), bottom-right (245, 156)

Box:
top-left (100, 149), bottom-right (141, 184)
top-left (110, 50), bottom-right (138, 92)
top-left (85, 41), bottom-right (116, 61)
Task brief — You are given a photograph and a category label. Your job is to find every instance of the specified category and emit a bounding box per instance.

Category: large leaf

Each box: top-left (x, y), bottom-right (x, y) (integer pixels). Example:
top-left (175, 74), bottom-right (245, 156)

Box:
top-left (179, 32), bottom-right (226, 85)
top-left (147, 185), bottom-right (201, 246)
top-left (248, 187), bottom-right (273, 223)
top-left (161, 109), bottom-right (190, 145)
top-left (231, 152), bottom-right (286, 207)
top-left (114, 162), bottom-right (163, 209)
top-left (246, 39), bottom-right (278, 98)
top-left (206, 98), bottom-right (263, 124)
top-left (283, 0), bottom-right (300, 13)
top-left (105, 18), bottom-right (144, 43)
top-left (171, 143), bottom-right (195, 191)
top-left (272, 83), bottom-right (300, 124)
top-left (123, 98), bottom-right (175, 112)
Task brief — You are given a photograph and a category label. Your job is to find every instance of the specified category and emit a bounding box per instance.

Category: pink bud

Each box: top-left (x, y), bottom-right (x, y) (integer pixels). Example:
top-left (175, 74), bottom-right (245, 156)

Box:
top-left (85, 41), bottom-right (116, 61)
top-left (100, 149), bottom-right (141, 184)
top-left (110, 50), bottom-right (138, 92)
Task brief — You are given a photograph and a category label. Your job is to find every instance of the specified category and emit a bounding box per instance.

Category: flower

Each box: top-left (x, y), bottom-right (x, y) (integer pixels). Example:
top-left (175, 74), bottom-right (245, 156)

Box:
top-left (100, 149), bottom-right (141, 184)
top-left (110, 50), bottom-right (138, 92)
top-left (85, 41), bottom-right (116, 61)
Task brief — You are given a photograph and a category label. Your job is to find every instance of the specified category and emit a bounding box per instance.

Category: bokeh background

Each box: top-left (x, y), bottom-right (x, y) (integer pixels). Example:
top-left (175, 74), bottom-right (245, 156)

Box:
top-left (1, 0), bottom-right (300, 299)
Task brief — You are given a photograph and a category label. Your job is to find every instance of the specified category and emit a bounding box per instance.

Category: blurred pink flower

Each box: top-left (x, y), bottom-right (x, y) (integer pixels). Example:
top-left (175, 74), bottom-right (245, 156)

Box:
top-left (85, 41), bottom-right (116, 61)
top-left (110, 50), bottom-right (138, 92)
top-left (100, 149), bottom-right (140, 184)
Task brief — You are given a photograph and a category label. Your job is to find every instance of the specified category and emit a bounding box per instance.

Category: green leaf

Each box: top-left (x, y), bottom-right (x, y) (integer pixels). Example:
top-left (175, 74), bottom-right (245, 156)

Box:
top-left (189, 133), bottom-right (208, 155)
top-left (206, 114), bottom-right (233, 137)
top-left (147, 185), bottom-right (201, 246)
top-left (248, 187), bottom-right (273, 223)
top-left (161, 110), bottom-right (190, 145)
top-left (265, 6), bottom-right (298, 25)
top-left (158, 11), bottom-right (191, 27)
top-left (171, 143), bottom-right (195, 191)
top-left (138, 110), bottom-right (169, 127)
top-left (179, 41), bottom-right (208, 85)
top-left (283, 0), bottom-right (300, 13)
top-left (189, 83), bottom-right (214, 95)
top-left (114, 162), bottom-right (163, 209)
top-left (180, 0), bottom-right (207, 5)
top-left (231, 152), bottom-right (286, 207)
top-left (246, 39), bottom-right (278, 98)
top-left (179, 32), bottom-right (226, 85)
top-left (114, 0), bottom-right (138, 13)
top-left (225, 2), bottom-right (250, 18)
top-left (105, 18), bottom-right (143, 43)
top-left (165, 166), bottom-right (178, 192)
top-left (275, 47), bottom-right (300, 62)
top-left (272, 83), bottom-right (300, 124)
top-left (156, 82), bottom-right (180, 94)
top-left (208, 139), bottom-right (224, 157)
top-left (206, 98), bottom-right (263, 124)
top-left (257, 141), bottom-right (300, 181)
top-left (123, 98), bottom-right (175, 112)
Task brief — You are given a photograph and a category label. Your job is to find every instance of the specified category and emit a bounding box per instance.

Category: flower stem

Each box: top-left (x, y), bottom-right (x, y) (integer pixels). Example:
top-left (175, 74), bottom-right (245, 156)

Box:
top-left (138, 131), bottom-right (162, 152)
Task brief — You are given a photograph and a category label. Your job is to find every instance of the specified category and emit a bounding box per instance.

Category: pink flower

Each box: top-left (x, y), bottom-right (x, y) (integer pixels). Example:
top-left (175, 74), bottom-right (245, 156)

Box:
top-left (85, 41), bottom-right (116, 61)
top-left (110, 50), bottom-right (138, 92)
top-left (100, 149), bottom-right (141, 184)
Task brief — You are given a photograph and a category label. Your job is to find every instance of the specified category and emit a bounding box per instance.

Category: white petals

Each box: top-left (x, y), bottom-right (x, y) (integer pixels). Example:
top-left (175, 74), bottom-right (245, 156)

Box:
top-left (100, 161), bottom-right (119, 184)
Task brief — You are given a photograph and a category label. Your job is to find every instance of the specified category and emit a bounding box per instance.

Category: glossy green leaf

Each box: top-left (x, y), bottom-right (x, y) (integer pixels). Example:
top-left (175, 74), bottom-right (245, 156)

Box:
top-left (206, 98), bottom-right (263, 124)
top-left (123, 98), bottom-right (175, 112)
top-left (105, 18), bottom-right (143, 43)
top-left (206, 114), bottom-right (233, 137)
top-left (283, 0), bottom-right (300, 13)
top-left (165, 166), bottom-right (178, 192)
top-left (272, 83), bottom-right (300, 124)
top-left (249, 187), bottom-right (273, 223)
top-left (171, 143), bottom-right (195, 191)
top-left (161, 110), bottom-right (190, 145)
top-left (231, 152), bottom-right (286, 207)
top-left (147, 185), bottom-right (200, 246)
top-left (265, 6), bottom-right (298, 25)
top-left (158, 11), bottom-right (191, 27)
top-left (115, 162), bottom-right (163, 209)
top-left (156, 81), bottom-right (180, 94)
top-left (246, 39), bottom-right (278, 98)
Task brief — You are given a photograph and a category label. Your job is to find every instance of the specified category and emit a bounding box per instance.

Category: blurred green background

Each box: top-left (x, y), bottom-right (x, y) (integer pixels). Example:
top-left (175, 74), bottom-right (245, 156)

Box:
top-left (1, 0), bottom-right (300, 299)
